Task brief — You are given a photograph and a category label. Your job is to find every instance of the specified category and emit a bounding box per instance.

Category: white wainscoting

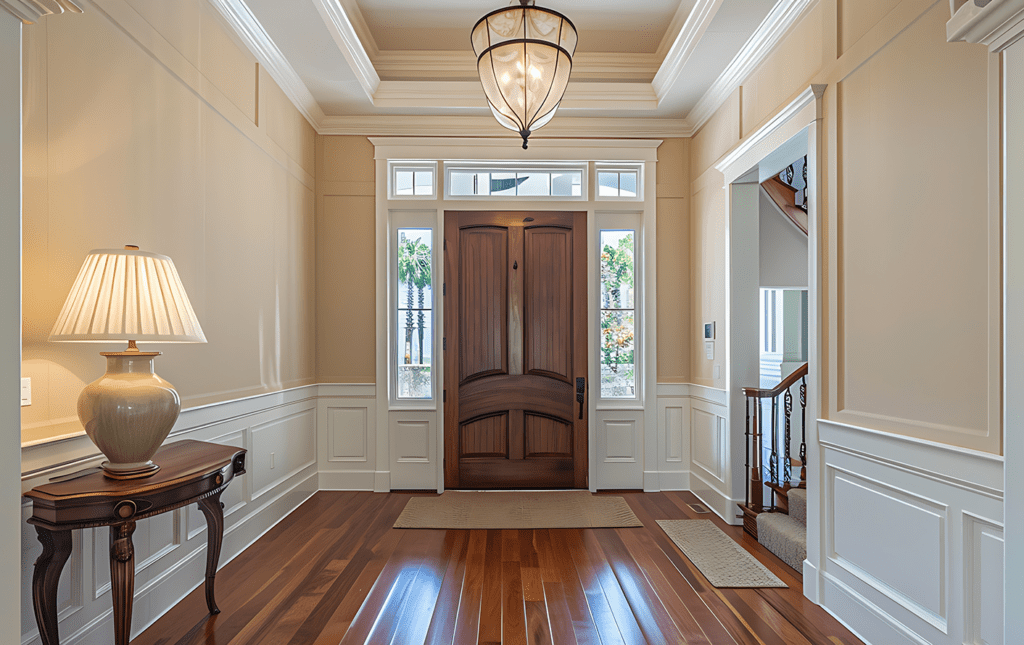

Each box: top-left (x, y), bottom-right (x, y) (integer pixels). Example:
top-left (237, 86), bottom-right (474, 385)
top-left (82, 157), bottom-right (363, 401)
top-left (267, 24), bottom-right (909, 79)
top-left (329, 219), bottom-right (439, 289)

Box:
top-left (317, 384), bottom-right (377, 491)
top-left (20, 386), bottom-right (320, 645)
top-left (654, 384), bottom-right (691, 491)
top-left (818, 420), bottom-right (1004, 645)
top-left (389, 410), bottom-right (439, 491)
top-left (686, 385), bottom-right (739, 525)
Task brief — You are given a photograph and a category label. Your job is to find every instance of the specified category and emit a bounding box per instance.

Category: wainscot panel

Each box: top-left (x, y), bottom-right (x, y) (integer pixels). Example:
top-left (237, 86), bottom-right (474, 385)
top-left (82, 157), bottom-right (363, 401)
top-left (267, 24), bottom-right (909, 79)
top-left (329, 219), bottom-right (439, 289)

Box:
top-left (818, 420), bottom-right (1004, 645)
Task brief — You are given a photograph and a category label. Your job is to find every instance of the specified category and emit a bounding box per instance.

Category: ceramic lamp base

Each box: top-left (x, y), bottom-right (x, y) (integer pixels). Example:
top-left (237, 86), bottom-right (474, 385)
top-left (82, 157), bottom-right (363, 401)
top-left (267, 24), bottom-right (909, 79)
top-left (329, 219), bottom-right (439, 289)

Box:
top-left (78, 350), bottom-right (181, 480)
top-left (101, 461), bottom-right (161, 480)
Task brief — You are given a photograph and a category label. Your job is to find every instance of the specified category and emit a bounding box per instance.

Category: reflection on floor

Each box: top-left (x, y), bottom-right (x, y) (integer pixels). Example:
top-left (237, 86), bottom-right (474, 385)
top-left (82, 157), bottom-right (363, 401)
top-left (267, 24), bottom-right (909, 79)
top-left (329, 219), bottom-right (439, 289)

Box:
top-left (134, 490), bottom-right (863, 645)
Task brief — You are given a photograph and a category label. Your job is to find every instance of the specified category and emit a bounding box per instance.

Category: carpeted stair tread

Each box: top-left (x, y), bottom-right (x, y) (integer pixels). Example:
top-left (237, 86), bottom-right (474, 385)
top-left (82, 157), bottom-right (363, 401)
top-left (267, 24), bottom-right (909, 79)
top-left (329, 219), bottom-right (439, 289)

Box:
top-left (756, 512), bottom-right (806, 572)
top-left (788, 488), bottom-right (807, 525)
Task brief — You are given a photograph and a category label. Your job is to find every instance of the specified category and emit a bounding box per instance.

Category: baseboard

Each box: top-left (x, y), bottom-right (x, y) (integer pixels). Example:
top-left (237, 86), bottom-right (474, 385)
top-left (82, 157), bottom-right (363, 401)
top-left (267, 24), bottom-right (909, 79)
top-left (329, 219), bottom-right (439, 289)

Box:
top-left (803, 559), bottom-right (819, 603)
top-left (821, 572), bottom-right (929, 645)
top-left (374, 470), bottom-right (391, 492)
top-left (319, 469), bottom-right (377, 491)
top-left (658, 470), bottom-right (690, 491)
top-left (689, 471), bottom-right (742, 525)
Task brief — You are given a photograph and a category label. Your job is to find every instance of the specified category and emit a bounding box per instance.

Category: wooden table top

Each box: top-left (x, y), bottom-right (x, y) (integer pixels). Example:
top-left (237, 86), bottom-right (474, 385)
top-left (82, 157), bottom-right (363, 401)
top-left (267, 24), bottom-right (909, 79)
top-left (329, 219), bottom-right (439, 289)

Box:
top-left (25, 440), bottom-right (246, 530)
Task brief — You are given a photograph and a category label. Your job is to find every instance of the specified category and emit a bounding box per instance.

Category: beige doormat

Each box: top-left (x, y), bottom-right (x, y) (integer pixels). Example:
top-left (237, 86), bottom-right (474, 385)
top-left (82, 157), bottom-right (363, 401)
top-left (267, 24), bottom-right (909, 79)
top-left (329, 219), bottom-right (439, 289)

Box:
top-left (657, 520), bottom-right (787, 588)
top-left (394, 491), bottom-right (643, 529)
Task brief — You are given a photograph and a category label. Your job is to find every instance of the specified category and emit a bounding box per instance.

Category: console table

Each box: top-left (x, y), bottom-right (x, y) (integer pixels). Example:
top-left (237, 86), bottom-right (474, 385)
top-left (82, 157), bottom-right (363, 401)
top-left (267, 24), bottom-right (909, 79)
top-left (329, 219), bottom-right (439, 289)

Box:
top-left (25, 440), bottom-right (247, 645)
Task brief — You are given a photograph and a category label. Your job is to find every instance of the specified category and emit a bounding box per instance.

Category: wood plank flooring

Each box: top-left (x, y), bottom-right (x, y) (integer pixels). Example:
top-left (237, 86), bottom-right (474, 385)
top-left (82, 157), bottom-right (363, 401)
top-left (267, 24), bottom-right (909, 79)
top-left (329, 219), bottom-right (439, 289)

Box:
top-left (134, 491), bottom-right (863, 645)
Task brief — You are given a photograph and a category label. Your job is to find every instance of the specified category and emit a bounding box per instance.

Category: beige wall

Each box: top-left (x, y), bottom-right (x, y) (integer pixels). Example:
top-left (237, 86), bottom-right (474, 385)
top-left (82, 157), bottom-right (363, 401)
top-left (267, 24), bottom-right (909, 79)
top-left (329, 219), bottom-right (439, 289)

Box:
top-left (21, 1), bottom-right (317, 444)
top-left (657, 138), bottom-right (691, 383)
top-left (315, 136), bottom-right (377, 383)
top-left (689, 0), bottom-right (1001, 453)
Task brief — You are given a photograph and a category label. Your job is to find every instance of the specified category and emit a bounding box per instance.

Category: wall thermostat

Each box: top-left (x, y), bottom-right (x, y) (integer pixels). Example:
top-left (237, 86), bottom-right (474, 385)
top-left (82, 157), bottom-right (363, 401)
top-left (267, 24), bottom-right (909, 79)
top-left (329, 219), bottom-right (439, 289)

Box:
top-left (704, 322), bottom-right (715, 340)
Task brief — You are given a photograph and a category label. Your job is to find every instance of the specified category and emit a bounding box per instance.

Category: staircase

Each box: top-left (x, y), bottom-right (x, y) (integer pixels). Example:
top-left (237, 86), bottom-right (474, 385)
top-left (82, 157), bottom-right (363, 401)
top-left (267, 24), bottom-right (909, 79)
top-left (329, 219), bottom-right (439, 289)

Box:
top-left (757, 487), bottom-right (806, 571)
top-left (738, 363), bottom-right (809, 572)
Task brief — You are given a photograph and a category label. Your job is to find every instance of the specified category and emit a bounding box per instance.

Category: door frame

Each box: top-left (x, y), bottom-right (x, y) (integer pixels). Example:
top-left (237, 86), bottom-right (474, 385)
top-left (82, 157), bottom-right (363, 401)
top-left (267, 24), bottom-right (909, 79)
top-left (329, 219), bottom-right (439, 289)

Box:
top-left (713, 85), bottom-right (825, 597)
top-left (371, 138), bottom-right (660, 493)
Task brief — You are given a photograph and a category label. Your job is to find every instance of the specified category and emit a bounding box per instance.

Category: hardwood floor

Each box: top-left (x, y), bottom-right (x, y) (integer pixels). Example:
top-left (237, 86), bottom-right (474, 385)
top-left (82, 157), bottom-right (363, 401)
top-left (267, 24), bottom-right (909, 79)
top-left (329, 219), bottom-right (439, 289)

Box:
top-left (134, 491), bottom-right (863, 645)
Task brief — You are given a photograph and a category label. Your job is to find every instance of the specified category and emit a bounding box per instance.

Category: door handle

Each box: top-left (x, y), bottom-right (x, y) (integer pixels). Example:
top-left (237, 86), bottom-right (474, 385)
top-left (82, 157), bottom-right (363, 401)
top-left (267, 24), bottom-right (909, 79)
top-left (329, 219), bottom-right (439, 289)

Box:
top-left (576, 377), bottom-right (585, 420)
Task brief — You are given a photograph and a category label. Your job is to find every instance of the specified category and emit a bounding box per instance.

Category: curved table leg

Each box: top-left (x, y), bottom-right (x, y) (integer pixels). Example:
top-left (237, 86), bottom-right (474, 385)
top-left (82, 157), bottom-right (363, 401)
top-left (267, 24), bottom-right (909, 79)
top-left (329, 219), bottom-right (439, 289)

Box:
top-left (197, 491), bottom-right (225, 614)
top-left (109, 521), bottom-right (136, 645)
top-left (32, 527), bottom-right (73, 645)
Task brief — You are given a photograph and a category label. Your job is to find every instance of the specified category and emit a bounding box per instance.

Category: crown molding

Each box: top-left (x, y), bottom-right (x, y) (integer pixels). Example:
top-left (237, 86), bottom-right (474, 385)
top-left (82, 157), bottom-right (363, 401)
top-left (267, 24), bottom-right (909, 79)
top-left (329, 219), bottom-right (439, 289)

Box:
top-left (338, 0), bottom-right (378, 57)
top-left (0, 0), bottom-right (80, 23)
top-left (372, 50), bottom-right (661, 82)
top-left (320, 115), bottom-right (692, 138)
top-left (371, 80), bottom-right (659, 111)
top-left (206, 0), bottom-right (326, 130)
top-left (653, 0), bottom-right (725, 99)
top-left (311, 0), bottom-right (380, 100)
top-left (686, 0), bottom-right (816, 134)
top-left (947, 0), bottom-right (1024, 52)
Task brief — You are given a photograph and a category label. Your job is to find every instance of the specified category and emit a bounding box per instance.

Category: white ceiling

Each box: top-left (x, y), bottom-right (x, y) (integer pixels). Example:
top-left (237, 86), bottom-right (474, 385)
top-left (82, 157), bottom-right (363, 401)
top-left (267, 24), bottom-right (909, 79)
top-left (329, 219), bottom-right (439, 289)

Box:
top-left (222, 0), bottom-right (800, 133)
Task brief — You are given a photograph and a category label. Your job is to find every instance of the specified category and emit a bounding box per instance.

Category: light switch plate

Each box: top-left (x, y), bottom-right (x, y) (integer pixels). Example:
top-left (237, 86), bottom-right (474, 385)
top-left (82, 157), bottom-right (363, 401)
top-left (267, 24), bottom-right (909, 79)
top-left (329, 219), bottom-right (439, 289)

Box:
top-left (20, 377), bottom-right (30, 407)
top-left (704, 341), bottom-right (714, 360)
top-left (714, 364), bottom-right (721, 379)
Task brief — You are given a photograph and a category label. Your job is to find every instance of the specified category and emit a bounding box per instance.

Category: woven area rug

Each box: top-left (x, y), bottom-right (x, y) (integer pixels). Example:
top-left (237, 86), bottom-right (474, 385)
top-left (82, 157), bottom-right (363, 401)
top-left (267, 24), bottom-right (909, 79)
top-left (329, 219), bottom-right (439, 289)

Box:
top-left (394, 491), bottom-right (643, 529)
top-left (657, 519), bottom-right (787, 588)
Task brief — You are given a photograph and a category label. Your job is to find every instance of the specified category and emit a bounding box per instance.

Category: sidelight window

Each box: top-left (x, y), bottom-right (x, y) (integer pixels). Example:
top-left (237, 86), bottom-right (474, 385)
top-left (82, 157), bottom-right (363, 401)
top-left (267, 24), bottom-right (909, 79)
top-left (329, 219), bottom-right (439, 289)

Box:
top-left (599, 229), bottom-right (637, 398)
top-left (396, 228), bottom-right (434, 399)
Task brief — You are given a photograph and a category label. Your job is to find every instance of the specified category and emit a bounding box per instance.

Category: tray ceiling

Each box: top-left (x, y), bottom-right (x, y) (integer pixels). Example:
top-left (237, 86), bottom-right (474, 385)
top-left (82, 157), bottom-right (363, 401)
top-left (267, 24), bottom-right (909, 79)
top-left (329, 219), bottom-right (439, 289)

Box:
top-left (218, 0), bottom-right (803, 134)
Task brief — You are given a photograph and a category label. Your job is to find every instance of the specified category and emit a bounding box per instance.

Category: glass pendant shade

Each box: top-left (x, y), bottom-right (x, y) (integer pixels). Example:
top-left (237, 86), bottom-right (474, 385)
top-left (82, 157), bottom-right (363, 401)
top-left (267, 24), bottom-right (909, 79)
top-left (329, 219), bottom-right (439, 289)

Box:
top-left (473, 2), bottom-right (577, 149)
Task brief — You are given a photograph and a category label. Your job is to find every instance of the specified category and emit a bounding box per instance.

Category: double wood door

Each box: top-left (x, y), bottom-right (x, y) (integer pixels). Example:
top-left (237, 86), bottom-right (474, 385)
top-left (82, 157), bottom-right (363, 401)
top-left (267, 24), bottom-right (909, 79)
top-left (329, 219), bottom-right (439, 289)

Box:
top-left (443, 211), bottom-right (588, 489)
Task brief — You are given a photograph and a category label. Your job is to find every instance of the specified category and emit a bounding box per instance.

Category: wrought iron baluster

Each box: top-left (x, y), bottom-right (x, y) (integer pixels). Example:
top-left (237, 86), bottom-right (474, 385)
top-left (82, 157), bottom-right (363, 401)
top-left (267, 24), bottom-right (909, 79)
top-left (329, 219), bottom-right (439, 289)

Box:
top-left (799, 376), bottom-right (807, 482)
top-left (769, 397), bottom-right (779, 509)
top-left (751, 395), bottom-right (762, 510)
top-left (784, 387), bottom-right (793, 485)
top-left (744, 397), bottom-right (751, 508)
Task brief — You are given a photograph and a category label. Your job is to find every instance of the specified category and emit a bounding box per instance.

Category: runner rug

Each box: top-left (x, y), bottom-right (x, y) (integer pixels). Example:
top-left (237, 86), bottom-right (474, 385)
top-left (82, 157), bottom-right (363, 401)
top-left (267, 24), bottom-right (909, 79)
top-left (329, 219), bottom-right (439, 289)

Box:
top-left (657, 519), bottom-right (787, 588)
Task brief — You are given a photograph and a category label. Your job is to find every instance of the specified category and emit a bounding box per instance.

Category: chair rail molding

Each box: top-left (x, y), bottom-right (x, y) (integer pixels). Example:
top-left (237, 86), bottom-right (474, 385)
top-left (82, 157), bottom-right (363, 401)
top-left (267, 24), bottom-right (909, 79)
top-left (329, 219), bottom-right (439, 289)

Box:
top-left (0, 0), bottom-right (79, 23)
top-left (947, 0), bottom-right (1024, 51)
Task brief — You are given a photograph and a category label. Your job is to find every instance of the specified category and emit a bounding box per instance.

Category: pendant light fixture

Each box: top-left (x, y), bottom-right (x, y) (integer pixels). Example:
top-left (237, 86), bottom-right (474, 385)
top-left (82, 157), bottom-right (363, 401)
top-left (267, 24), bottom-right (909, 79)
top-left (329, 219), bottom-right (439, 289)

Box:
top-left (472, 0), bottom-right (577, 149)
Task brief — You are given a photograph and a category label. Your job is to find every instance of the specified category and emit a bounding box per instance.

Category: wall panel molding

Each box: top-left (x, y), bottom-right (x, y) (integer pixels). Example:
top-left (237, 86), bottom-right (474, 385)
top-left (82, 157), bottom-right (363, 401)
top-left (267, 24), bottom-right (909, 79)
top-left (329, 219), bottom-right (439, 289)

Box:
top-left (820, 419), bottom-right (1004, 645)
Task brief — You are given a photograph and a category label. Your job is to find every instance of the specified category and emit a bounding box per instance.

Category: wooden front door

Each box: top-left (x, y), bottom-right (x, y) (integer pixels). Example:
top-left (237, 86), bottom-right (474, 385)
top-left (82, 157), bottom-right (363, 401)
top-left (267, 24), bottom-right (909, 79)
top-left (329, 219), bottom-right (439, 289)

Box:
top-left (444, 211), bottom-right (588, 489)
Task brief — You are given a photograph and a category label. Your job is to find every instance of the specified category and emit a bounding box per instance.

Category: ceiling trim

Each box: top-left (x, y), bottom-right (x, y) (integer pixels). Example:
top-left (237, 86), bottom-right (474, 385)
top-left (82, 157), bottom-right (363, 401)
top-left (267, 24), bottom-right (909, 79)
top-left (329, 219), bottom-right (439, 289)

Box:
top-left (372, 50), bottom-right (662, 81)
top-left (321, 115), bottom-right (693, 138)
top-left (652, 0), bottom-right (725, 99)
top-left (0, 0), bottom-right (79, 23)
top-left (686, 0), bottom-right (816, 133)
top-left (338, 0), bottom-right (379, 57)
top-left (371, 81), bottom-right (659, 111)
top-left (947, 0), bottom-right (1024, 52)
top-left (310, 0), bottom-right (380, 99)
top-left (207, 0), bottom-right (326, 129)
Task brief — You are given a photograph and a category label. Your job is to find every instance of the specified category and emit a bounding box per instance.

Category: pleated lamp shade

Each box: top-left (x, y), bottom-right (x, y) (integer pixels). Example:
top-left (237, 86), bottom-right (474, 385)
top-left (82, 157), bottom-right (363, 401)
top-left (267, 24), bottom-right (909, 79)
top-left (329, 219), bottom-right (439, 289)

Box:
top-left (49, 247), bottom-right (206, 344)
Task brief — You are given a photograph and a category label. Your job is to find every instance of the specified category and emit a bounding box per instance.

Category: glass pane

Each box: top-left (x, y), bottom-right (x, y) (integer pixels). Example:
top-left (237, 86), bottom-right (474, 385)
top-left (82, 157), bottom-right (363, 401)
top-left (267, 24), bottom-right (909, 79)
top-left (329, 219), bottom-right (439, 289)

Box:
top-left (397, 228), bottom-right (433, 399)
top-left (517, 172), bottom-right (550, 196)
top-left (449, 171), bottom-right (475, 196)
top-left (490, 172), bottom-right (517, 195)
top-left (414, 171), bottom-right (433, 195)
top-left (600, 230), bottom-right (635, 309)
top-left (619, 171), bottom-right (638, 197)
top-left (477, 172), bottom-right (491, 195)
top-left (600, 310), bottom-right (635, 398)
top-left (598, 171), bottom-right (619, 196)
top-left (395, 170), bottom-right (414, 196)
top-left (551, 171), bottom-right (581, 196)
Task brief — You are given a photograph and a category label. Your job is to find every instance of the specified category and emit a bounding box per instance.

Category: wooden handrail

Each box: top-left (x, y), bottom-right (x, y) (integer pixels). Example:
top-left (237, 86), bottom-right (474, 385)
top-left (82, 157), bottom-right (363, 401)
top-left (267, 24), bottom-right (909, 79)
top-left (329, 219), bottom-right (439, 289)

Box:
top-left (741, 363), bottom-right (808, 398)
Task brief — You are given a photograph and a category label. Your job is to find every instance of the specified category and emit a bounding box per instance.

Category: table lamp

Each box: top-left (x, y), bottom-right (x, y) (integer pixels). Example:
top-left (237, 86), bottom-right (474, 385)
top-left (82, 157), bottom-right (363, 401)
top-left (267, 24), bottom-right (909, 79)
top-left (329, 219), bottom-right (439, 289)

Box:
top-left (49, 246), bottom-right (207, 479)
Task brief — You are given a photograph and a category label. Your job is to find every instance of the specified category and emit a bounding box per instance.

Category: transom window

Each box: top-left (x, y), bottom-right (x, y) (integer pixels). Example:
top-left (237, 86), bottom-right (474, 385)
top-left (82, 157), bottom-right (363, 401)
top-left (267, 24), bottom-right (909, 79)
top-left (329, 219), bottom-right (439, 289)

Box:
top-left (596, 165), bottom-right (642, 199)
top-left (390, 163), bottom-right (436, 198)
top-left (445, 164), bottom-right (585, 198)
